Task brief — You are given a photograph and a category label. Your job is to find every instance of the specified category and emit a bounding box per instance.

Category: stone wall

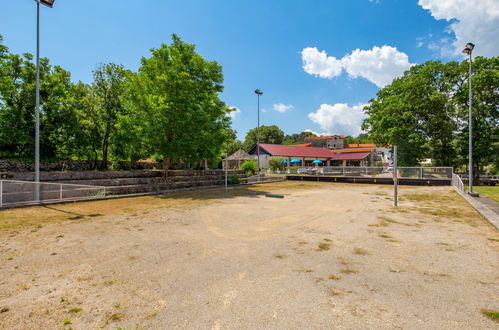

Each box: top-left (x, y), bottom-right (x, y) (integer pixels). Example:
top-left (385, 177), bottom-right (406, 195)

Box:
top-left (0, 160), bottom-right (162, 172)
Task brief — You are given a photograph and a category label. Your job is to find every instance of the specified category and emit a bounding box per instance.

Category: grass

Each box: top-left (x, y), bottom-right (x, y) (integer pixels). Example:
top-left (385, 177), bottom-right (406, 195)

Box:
top-left (0, 181), bottom-right (327, 230)
top-left (340, 267), bottom-right (359, 274)
top-left (63, 319), bottom-right (72, 325)
top-left (68, 307), bottom-right (82, 313)
top-left (471, 186), bottom-right (499, 203)
top-left (317, 243), bottom-right (331, 251)
top-left (481, 309), bottom-right (499, 323)
top-left (328, 275), bottom-right (341, 280)
top-left (353, 247), bottom-right (369, 255)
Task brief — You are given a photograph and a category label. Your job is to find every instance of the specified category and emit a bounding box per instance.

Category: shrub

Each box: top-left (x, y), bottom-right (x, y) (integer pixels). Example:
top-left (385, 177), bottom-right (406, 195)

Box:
top-left (228, 174), bottom-right (240, 185)
top-left (268, 158), bottom-right (284, 171)
top-left (241, 160), bottom-right (257, 176)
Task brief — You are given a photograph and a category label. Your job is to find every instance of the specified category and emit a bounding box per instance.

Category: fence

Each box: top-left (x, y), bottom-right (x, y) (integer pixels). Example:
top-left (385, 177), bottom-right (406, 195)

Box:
top-left (0, 180), bottom-right (107, 208)
top-left (451, 173), bottom-right (465, 194)
top-left (245, 175), bottom-right (287, 184)
top-left (266, 166), bottom-right (453, 180)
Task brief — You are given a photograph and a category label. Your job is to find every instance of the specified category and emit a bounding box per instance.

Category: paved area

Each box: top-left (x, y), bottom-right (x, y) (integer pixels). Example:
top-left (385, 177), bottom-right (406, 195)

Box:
top-left (0, 182), bottom-right (498, 329)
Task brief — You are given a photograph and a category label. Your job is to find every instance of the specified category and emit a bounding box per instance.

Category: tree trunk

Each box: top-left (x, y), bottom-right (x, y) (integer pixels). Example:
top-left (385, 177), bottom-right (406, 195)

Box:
top-left (102, 125), bottom-right (111, 170)
top-left (473, 161), bottom-right (480, 186)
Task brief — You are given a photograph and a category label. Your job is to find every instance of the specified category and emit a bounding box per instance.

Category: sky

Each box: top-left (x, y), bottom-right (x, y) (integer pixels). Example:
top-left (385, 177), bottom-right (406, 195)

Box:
top-left (1, 0), bottom-right (498, 140)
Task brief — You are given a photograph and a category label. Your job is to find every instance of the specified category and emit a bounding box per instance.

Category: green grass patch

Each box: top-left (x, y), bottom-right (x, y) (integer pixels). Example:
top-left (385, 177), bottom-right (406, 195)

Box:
top-left (481, 309), bottom-right (499, 323)
top-left (68, 307), bottom-right (82, 313)
top-left (471, 186), bottom-right (499, 203)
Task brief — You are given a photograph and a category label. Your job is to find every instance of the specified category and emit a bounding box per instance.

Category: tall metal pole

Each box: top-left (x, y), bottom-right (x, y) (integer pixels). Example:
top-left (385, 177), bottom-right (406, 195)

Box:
top-left (257, 93), bottom-right (260, 179)
top-left (35, 1), bottom-right (41, 201)
top-left (224, 152), bottom-right (228, 193)
top-left (468, 51), bottom-right (473, 194)
top-left (393, 145), bottom-right (398, 207)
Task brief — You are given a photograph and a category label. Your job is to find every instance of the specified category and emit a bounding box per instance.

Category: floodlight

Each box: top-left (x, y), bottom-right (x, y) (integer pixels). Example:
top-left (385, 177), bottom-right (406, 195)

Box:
top-left (38, 0), bottom-right (55, 8)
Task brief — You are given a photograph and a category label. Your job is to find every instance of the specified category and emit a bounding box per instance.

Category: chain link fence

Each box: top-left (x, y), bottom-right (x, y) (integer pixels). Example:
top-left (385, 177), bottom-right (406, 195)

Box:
top-left (0, 180), bottom-right (107, 208)
top-left (266, 166), bottom-right (453, 180)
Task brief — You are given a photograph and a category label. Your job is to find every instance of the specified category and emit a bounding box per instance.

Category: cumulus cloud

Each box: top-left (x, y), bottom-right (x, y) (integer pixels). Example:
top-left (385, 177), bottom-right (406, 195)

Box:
top-left (273, 103), bottom-right (294, 113)
top-left (226, 106), bottom-right (240, 120)
top-left (301, 47), bottom-right (343, 79)
top-left (341, 46), bottom-right (413, 88)
top-left (418, 0), bottom-right (499, 57)
top-left (308, 103), bottom-right (368, 137)
top-left (301, 45), bottom-right (413, 88)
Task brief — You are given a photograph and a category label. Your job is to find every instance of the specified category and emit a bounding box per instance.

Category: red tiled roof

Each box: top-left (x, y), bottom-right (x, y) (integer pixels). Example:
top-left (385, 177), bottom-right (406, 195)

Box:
top-left (258, 144), bottom-right (335, 159)
top-left (293, 143), bottom-right (312, 147)
top-left (330, 152), bottom-right (371, 161)
top-left (344, 143), bottom-right (376, 148)
top-left (331, 148), bottom-right (374, 153)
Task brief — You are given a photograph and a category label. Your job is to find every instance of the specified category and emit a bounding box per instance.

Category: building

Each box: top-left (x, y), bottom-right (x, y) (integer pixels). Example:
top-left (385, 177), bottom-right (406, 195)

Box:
top-left (248, 144), bottom-right (337, 167)
top-left (304, 135), bottom-right (345, 149)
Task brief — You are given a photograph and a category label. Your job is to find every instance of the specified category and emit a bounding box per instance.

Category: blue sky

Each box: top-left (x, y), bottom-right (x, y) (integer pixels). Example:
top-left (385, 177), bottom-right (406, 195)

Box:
top-left (1, 0), bottom-right (497, 140)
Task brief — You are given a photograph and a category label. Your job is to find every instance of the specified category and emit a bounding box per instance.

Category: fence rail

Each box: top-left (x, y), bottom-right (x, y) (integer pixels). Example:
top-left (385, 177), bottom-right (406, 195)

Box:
top-left (267, 166), bottom-right (453, 180)
top-left (451, 173), bottom-right (465, 194)
top-left (0, 180), bottom-right (107, 208)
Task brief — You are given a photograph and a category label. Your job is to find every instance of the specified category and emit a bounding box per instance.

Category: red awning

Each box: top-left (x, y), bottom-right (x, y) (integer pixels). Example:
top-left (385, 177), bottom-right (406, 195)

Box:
top-left (330, 152), bottom-right (371, 161)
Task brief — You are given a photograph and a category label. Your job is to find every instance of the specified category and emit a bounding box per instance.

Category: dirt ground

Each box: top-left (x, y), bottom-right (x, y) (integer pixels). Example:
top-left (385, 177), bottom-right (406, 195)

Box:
top-left (0, 182), bottom-right (498, 329)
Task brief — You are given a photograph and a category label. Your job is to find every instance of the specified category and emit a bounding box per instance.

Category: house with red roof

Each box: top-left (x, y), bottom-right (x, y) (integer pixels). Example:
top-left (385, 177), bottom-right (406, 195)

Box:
top-left (246, 143), bottom-right (374, 167)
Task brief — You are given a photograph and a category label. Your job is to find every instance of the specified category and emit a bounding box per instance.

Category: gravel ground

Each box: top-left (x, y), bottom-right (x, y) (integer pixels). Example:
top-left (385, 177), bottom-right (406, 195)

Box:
top-left (0, 182), bottom-right (498, 329)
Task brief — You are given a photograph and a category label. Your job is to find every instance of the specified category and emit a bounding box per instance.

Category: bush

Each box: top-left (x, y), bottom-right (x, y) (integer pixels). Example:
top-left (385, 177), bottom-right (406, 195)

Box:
top-left (228, 174), bottom-right (240, 185)
top-left (241, 160), bottom-right (257, 176)
top-left (268, 157), bottom-right (284, 171)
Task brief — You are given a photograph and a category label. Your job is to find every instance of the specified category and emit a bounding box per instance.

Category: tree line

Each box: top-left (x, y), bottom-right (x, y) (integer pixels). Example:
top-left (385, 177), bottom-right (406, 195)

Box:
top-left (0, 34), bottom-right (234, 169)
top-left (362, 57), bottom-right (498, 182)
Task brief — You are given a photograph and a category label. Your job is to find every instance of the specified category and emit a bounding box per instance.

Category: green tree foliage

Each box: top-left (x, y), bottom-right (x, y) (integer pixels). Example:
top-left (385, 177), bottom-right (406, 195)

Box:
top-left (125, 34), bottom-right (231, 168)
top-left (241, 160), bottom-right (256, 176)
top-left (283, 131), bottom-right (317, 145)
top-left (243, 125), bottom-right (285, 151)
top-left (363, 57), bottom-right (498, 179)
top-left (89, 63), bottom-right (130, 167)
top-left (0, 34), bottom-right (234, 169)
top-left (343, 134), bottom-right (373, 145)
top-left (0, 35), bottom-right (80, 160)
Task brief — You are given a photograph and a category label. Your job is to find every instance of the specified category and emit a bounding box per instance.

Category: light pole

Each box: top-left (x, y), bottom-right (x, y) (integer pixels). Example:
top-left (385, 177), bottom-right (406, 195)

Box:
top-left (462, 42), bottom-right (478, 196)
top-left (254, 89), bottom-right (263, 178)
top-left (34, 0), bottom-right (55, 200)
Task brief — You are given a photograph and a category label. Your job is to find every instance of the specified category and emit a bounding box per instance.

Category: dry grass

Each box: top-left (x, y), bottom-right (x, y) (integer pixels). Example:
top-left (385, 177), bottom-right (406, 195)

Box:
top-left (340, 268), bottom-right (359, 274)
top-left (353, 247), bottom-right (369, 255)
top-left (317, 243), bottom-right (331, 251)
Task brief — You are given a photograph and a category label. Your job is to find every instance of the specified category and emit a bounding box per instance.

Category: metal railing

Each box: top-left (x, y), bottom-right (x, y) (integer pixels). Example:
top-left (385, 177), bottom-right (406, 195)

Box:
top-left (451, 173), bottom-right (465, 194)
top-left (266, 166), bottom-right (453, 180)
top-left (0, 180), bottom-right (107, 208)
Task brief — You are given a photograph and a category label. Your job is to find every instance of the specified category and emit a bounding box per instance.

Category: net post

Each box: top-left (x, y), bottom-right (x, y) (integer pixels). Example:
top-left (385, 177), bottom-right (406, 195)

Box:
top-left (393, 145), bottom-right (398, 207)
top-left (0, 181), bottom-right (3, 208)
top-left (60, 184), bottom-right (63, 201)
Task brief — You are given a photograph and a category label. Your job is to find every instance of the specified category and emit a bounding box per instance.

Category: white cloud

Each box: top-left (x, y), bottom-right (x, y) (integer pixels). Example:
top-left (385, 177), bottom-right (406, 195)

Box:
top-left (304, 129), bottom-right (328, 137)
top-left (418, 0), bottom-right (499, 57)
top-left (301, 47), bottom-right (343, 79)
top-left (308, 103), bottom-right (368, 137)
top-left (273, 103), bottom-right (294, 113)
top-left (226, 106), bottom-right (240, 120)
top-left (341, 46), bottom-right (414, 88)
top-left (301, 45), bottom-right (413, 88)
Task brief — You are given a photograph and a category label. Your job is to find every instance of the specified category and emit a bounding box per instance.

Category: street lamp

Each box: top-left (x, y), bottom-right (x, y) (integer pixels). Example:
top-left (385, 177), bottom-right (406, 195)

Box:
top-left (462, 42), bottom-right (478, 196)
top-left (34, 0), bottom-right (55, 200)
top-left (254, 89), bottom-right (263, 178)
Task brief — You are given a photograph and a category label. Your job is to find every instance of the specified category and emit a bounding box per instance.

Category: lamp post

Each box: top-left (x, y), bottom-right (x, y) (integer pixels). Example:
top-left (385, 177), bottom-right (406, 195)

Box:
top-left (254, 89), bottom-right (263, 178)
top-left (462, 42), bottom-right (478, 196)
top-left (34, 0), bottom-right (55, 200)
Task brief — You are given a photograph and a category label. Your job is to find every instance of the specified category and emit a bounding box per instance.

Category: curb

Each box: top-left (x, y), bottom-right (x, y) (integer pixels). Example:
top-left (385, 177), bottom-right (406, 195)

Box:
top-left (454, 187), bottom-right (499, 230)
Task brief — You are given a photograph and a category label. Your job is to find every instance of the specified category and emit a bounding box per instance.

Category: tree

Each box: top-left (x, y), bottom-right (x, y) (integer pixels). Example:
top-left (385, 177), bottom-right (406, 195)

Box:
top-left (363, 57), bottom-right (498, 182)
top-left (89, 63), bottom-right (129, 168)
top-left (283, 131), bottom-right (316, 145)
top-left (125, 34), bottom-right (231, 169)
top-left (0, 35), bottom-right (79, 161)
top-left (243, 125), bottom-right (285, 151)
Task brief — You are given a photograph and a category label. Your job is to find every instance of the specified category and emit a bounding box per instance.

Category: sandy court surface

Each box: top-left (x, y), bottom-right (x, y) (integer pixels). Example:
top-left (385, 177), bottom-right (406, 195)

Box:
top-left (0, 182), bottom-right (498, 329)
